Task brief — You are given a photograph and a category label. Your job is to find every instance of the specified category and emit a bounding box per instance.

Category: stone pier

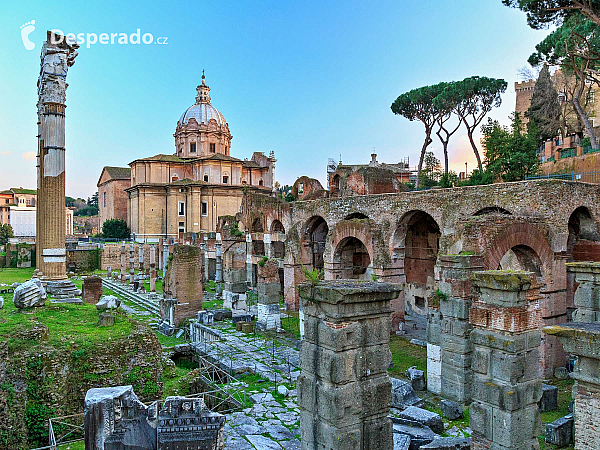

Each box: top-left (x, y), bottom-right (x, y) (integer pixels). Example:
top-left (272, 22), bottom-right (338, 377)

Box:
top-left (256, 259), bottom-right (281, 331)
top-left (436, 255), bottom-right (483, 403)
top-left (163, 242), bottom-right (169, 275)
top-left (298, 280), bottom-right (401, 450)
top-left (129, 243), bottom-right (134, 284)
top-left (544, 322), bottom-right (600, 450)
top-left (469, 271), bottom-right (543, 450)
top-left (138, 244), bottom-right (144, 275)
top-left (36, 31), bottom-right (79, 292)
top-left (246, 233), bottom-right (254, 288)
top-left (215, 234), bottom-right (223, 295)
top-left (566, 261), bottom-right (600, 322)
top-left (161, 245), bottom-right (203, 326)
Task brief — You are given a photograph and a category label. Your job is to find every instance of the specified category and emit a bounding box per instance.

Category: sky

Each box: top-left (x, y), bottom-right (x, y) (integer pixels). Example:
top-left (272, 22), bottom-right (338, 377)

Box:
top-left (0, 0), bottom-right (551, 198)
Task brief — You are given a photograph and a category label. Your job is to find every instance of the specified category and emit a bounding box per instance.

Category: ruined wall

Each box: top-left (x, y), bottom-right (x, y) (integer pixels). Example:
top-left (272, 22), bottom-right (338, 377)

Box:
top-left (163, 244), bottom-right (203, 325)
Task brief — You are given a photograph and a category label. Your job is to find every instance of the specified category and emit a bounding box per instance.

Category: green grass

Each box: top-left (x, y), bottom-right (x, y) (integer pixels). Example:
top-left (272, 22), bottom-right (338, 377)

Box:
top-left (0, 268), bottom-right (134, 352)
top-left (202, 296), bottom-right (224, 310)
top-left (156, 332), bottom-right (186, 347)
top-left (538, 378), bottom-right (575, 450)
top-left (57, 441), bottom-right (85, 450)
top-left (388, 335), bottom-right (427, 378)
top-left (281, 312), bottom-right (301, 339)
top-left (0, 267), bottom-right (35, 284)
top-left (144, 278), bottom-right (163, 294)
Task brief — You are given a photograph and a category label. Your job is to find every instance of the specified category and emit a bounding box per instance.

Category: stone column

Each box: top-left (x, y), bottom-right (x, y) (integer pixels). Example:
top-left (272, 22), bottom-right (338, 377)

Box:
top-left (298, 280), bottom-right (401, 450)
top-left (264, 233), bottom-right (272, 258)
top-left (544, 322), bottom-right (600, 449)
top-left (436, 254), bottom-right (483, 403)
top-left (37, 32), bottom-right (78, 282)
top-left (215, 233), bottom-right (223, 295)
top-left (120, 243), bottom-right (126, 283)
top-left (566, 261), bottom-right (600, 322)
top-left (163, 241), bottom-right (170, 275)
top-left (203, 236), bottom-right (209, 282)
top-left (149, 244), bottom-right (156, 292)
top-left (106, 266), bottom-right (111, 278)
top-left (246, 233), bottom-right (253, 287)
top-left (469, 271), bottom-right (543, 450)
top-left (129, 243), bottom-right (134, 284)
top-left (138, 243), bottom-right (144, 275)
top-left (257, 259), bottom-right (281, 330)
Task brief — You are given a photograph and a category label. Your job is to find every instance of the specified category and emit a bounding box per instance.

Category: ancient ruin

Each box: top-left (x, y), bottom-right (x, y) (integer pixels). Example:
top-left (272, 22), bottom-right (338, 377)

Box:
top-left (35, 31), bottom-right (80, 297)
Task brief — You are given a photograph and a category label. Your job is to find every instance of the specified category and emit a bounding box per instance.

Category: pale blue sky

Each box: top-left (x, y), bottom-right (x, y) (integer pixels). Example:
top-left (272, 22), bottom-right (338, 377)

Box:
top-left (0, 0), bottom-right (549, 198)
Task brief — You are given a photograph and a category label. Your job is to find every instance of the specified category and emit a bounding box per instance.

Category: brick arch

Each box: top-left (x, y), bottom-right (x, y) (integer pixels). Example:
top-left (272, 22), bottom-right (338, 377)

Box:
top-left (389, 209), bottom-right (441, 260)
top-left (326, 220), bottom-right (375, 280)
top-left (483, 223), bottom-right (554, 279)
top-left (299, 215), bottom-right (329, 269)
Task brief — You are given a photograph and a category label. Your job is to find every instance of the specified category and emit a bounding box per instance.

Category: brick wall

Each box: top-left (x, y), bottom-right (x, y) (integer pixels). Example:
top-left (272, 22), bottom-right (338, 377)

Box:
top-left (163, 244), bottom-right (202, 325)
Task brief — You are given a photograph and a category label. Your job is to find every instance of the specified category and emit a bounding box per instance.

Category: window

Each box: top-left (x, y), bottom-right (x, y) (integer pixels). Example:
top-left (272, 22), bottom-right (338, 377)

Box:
top-left (201, 201), bottom-right (208, 216)
top-left (190, 142), bottom-right (196, 153)
top-left (589, 91), bottom-right (595, 102)
top-left (298, 183), bottom-right (304, 194)
top-left (210, 143), bottom-right (216, 153)
top-left (204, 174), bottom-right (209, 182)
top-left (223, 175), bottom-right (229, 184)
top-left (259, 179), bottom-right (264, 186)
top-left (172, 173), bottom-right (179, 182)
top-left (178, 221), bottom-right (185, 233)
top-left (103, 192), bottom-right (107, 207)
top-left (178, 201), bottom-right (185, 216)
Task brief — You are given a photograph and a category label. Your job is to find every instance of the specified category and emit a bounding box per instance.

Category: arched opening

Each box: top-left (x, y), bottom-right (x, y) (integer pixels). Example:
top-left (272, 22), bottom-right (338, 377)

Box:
top-left (270, 220), bottom-right (286, 258)
top-left (258, 179), bottom-right (264, 186)
top-left (303, 216), bottom-right (329, 271)
top-left (331, 174), bottom-right (341, 194)
top-left (252, 218), bottom-right (264, 255)
top-left (252, 219), bottom-right (264, 233)
top-left (392, 210), bottom-right (440, 314)
top-left (271, 220), bottom-right (285, 233)
top-left (473, 206), bottom-right (512, 216)
top-left (568, 206), bottom-right (600, 263)
top-left (498, 245), bottom-right (543, 278)
top-left (344, 212), bottom-right (369, 220)
top-left (333, 236), bottom-right (371, 280)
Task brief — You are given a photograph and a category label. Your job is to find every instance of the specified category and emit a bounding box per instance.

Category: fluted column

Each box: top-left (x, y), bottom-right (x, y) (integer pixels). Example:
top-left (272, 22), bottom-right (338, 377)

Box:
top-left (37, 32), bottom-right (78, 281)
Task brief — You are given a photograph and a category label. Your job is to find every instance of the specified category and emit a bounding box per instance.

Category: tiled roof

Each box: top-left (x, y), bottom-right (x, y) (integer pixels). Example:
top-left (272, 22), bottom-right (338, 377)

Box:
top-left (196, 153), bottom-right (241, 162)
top-left (104, 166), bottom-right (131, 179)
top-left (137, 154), bottom-right (185, 163)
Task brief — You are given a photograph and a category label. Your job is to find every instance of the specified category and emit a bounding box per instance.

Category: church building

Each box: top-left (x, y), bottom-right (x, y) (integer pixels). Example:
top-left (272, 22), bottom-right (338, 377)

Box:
top-left (113, 74), bottom-right (275, 241)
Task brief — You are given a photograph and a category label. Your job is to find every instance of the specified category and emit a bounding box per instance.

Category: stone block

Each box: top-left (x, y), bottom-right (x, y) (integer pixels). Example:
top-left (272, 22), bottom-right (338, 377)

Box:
top-left (241, 322), bottom-right (255, 333)
top-left (545, 414), bottom-right (573, 447)
top-left (554, 366), bottom-right (569, 379)
top-left (427, 344), bottom-right (442, 395)
top-left (96, 295), bottom-right (121, 311)
top-left (391, 420), bottom-right (436, 448)
top-left (440, 400), bottom-right (463, 420)
top-left (573, 282), bottom-right (600, 310)
top-left (490, 349), bottom-right (539, 384)
top-left (440, 297), bottom-right (471, 320)
top-left (406, 366), bottom-right (426, 391)
top-left (472, 348), bottom-right (490, 375)
top-left (540, 383), bottom-right (558, 412)
top-left (397, 406), bottom-right (443, 434)
top-left (470, 328), bottom-right (540, 353)
top-left (420, 437), bottom-right (471, 450)
top-left (471, 377), bottom-right (541, 411)
top-left (390, 377), bottom-right (424, 409)
top-left (492, 404), bottom-right (541, 444)
top-left (98, 313), bottom-right (114, 327)
top-left (303, 314), bottom-right (391, 351)
top-left (392, 432), bottom-right (411, 450)
top-left (469, 401), bottom-right (492, 440)
top-left (82, 276), bottom-right (103, 304)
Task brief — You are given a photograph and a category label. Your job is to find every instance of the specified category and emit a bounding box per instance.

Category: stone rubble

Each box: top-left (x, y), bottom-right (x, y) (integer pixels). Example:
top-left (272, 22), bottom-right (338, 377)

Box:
top-left (13, 278), bottom-right (46, 309)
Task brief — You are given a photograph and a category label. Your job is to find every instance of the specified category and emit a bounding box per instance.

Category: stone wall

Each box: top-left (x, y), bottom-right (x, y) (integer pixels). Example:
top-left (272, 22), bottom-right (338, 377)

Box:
top-left (163, 244), bottom-right (203, 326)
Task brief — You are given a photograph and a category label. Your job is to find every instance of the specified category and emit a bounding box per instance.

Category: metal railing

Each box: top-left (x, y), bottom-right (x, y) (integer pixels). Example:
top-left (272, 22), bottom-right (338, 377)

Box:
top-left (525, 170), bottom-right (600, 184)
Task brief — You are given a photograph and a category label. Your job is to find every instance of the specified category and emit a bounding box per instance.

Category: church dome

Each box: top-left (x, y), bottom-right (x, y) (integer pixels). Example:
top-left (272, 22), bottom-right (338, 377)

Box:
top-left (178, 102), bottom-right (226, 127)
top-left (177, 73), bottom-right (226, 127)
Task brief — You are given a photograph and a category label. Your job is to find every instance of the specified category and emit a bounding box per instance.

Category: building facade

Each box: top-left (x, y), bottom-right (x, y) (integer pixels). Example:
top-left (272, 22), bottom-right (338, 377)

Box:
top-left (97, 166), bottom-right (131, 229)
top-left (126, 74), bottom-right (275, 241)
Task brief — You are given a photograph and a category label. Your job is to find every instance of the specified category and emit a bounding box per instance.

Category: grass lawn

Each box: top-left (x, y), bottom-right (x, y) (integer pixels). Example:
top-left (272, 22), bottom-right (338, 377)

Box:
top-left (0, 268), bottom-right (134, 352)
top-left (0, 267), bottom-right (35, 284)
top-left (388, 335), bottom-right (427, 379)
top-left (281, 311), bottom-right (301, 339)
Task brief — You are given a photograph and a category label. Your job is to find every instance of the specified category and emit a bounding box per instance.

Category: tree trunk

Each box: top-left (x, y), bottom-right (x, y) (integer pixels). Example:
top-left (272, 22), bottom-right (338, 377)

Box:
top-left (416, 133), bottom-right (432, 189)
top-left (443, 143), bottom-right (449, 175)
top-left (466, 129), bottom-right (483, 172)
top-left (572, 84), bottom-right (599, 149)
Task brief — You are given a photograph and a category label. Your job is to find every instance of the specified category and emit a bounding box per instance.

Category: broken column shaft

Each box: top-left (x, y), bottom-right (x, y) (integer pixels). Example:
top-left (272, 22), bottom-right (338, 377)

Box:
top-left (120, 243), bottom-right (126, 283)
top-left (149, 244), bottom-right (156, 292)
top-left (298, 280), bottom-right (401, 450)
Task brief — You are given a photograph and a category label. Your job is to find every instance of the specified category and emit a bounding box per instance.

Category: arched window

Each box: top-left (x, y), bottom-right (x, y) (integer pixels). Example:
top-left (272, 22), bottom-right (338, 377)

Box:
top-left (223, 172), bottom-right (229, 184)
top-left (259, 179), bottom-right (264, 186)
top-left (203, 174), bottom-right (209, 182)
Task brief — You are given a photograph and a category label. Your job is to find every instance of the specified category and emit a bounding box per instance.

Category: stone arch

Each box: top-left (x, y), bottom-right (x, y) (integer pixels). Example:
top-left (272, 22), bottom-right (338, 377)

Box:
top-left (332, 236), bottom-right (371, 280)
top-left (251, 218), bottom-right (265, 255)
top-left (391, 210), bottom-right (441, 313)
top-left (300, 215), bottom-right (329, 270)
top-left (344, 212), bottom-right (369, 220)
top-left (271, 220), bottom-right (285, 233)
top-left (498, 245), bottom-right (543, 277)
top-left (473, 206), bottom-right (512, 216)
top-left (483, 223), bottom-right (554, 280)
top-left (252, 218), bottom-right (264, 233)
top-left (331, 174), bottom-right (341, 194)
top-left (270, 219), bottom-right (286, 258)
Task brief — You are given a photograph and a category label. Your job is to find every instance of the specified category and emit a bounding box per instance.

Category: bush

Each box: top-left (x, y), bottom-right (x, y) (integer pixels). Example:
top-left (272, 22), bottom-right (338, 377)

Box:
top-left (102, 219), bottom-right (130, 239)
